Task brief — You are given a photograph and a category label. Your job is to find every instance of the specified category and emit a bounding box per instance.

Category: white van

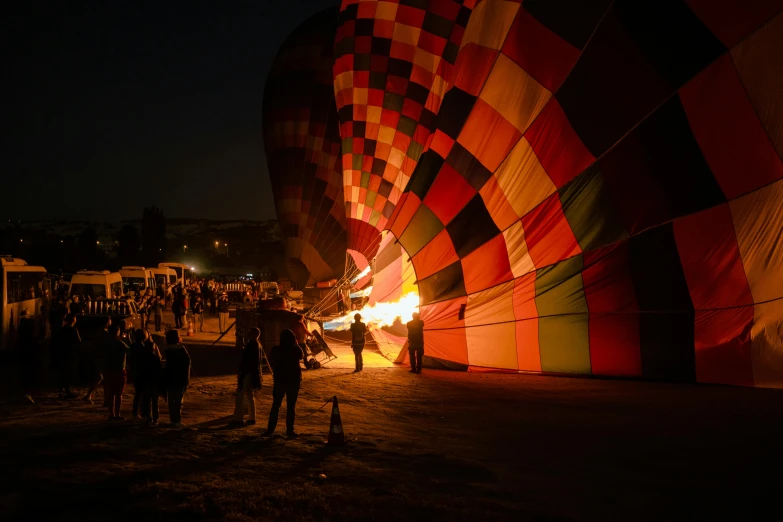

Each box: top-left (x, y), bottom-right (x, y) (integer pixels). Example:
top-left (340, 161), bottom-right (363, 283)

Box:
top-left (68, 270), bottom-right (124, 299)
top-left (1, 257), bottom-right (47, 350)
top-left (151, 267), bottom-right (177, 288)
top-left (158, 262), bottom-right (192, 287)
top-left (119, 266), bottom-right (156, 296)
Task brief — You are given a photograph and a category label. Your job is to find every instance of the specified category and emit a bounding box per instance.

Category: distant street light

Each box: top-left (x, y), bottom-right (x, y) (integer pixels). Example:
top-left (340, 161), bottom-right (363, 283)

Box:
top-left (224, 243), bottom-right (228, 258)
top-left (183, 245), bottom-right (188, 253)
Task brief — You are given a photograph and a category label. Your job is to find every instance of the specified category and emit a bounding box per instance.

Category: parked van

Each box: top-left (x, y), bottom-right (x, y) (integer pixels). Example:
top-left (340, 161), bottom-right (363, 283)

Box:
top-left (1, 256), bottom-right (47, 350)
top-left (151, 267), bottom-right (177, 287)
top-left (119, 266), bottom-right (156, 296)
top-left (68, 270), bottom-right (124, 299)
top-left (158, 262), bottom-right (192, 287)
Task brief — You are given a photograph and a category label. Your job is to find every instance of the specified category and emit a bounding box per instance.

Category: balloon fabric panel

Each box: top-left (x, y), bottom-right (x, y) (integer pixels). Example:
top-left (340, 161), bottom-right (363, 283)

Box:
top-left (264, 8), bottom-right (347, 281)
top-left (318, 1), bottom-right (783, 386)
top-left (335, 0), bottom-right (475, 261)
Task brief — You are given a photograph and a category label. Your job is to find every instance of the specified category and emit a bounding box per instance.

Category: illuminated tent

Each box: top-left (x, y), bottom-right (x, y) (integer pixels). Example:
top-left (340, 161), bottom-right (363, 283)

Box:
top-left (333, 0), bottom-right (475, 264)
top-left (376, 0), bottom-right (783, 386)
top-left (263, 8), bottom-right (348, 283)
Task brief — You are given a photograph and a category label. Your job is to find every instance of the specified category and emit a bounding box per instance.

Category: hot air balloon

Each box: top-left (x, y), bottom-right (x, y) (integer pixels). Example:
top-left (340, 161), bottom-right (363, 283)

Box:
top-left (333, 0), bottom-right (476, 266)
top-left (375, 0), bottom-right (783, 386)
top-left (263, 8), bottom-right (347, 285)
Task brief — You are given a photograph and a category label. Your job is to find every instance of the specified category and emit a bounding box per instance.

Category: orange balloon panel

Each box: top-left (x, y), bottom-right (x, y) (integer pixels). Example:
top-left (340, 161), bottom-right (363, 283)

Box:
top-left (366, 1), bottom-right (783, 386)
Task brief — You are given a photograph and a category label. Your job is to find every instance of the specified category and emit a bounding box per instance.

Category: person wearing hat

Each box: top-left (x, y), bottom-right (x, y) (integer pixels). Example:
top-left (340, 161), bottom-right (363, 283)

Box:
top-left (350, 313), bottom-right (367, 373)
top-left (232, 327), bottom-right (262, 425)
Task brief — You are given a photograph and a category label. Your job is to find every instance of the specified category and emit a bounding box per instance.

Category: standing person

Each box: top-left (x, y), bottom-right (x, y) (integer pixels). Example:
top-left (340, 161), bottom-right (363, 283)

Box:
top-left (16, 314), bottom-right (39, 404)
top-left (406, 312), bottom-right (425, 374)
top-left (180, 292), bottom-right (189, 330)
top-left (172, 292), bottom-right (183, 329)
top-left (152, 297), bottom-right (164, 332)
top-left (193, 296), bottom-right (204, 332)
top-left (232, 328), bottom-right (262, 426)
top-left (103, 324), bottom-right (131, 420)
top-left (209, 285), bottom-right (217, 315)
top-left (81, 318), bottom-right (109, 405)
top-left (138, 332), bottom-right (163, 426)
top-left (350, 313), bottom-right (367, 373)
top-left (263, 329), bottom-right (304, 438)
top-left (292, 314), bottom-right (313, 368)
top-left (129, 329), bottom-right (147, 419)
top-left (291, 314), bottom-right (311, 346)
top-left (49, 297), bottom-right (67, 340)
top-left (68, 295), bottom-right (84, 315)
top-left (165, 283), bottom-right (173, 309)
top-left (56, 314), bottom-right (81, 399)
top-left (218, 294), bottom-right (230, 334)
top-left (164, 330), bottom-right (191, 427)
top-left (138, 298), bottom-right (149, 330)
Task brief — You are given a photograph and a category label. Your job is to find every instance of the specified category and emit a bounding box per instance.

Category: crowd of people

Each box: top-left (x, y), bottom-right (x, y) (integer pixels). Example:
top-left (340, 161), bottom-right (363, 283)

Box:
top-left (17, 312), bottom-right (307, 435)
top-left (13, 275), bottom-right (426, 434)
top-left (47, 278), bottom-right (240, 336)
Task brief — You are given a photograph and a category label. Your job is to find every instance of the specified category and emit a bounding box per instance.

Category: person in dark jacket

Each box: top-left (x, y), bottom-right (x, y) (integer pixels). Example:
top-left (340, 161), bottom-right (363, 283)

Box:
top-left (151, 297), bottom-right (164, 332)
top-left (56, 314), bottom-right (81, 399)
top-left (49, 298), bottom-right (67, 340)
top-left (129, 329), bottom-right (147, 419)
top-left (164, 329), bottom-right (191, 427)
top-left (138, 334), bottom-right (163, 426)
top-left (103, 324), bottom-right (131, 420)
top-left (233, 328), bottom-right (262, 425)
top-left (81, 318), bottom-right (109, 405)
top-left (350, 314), bottom-right (367, 373)
top-left (406, 312), bottom-right (425, 374)
top-left (16, 315), bottom-right (39, 404)
top-left (172, 294), bottom-right (182, 329)
top-left (68, 295), bottom-right (84, 315)
top-left (263, 329), bottom-right (304, 438)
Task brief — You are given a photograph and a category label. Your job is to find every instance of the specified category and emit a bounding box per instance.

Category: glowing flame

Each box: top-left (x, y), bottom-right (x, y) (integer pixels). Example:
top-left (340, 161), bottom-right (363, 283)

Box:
top-left (350, 265), bottom-right (372, 284)
top-left (349, 285), bottom-right (373, 298)
top-left (324, 292), bottom-right (419, 331)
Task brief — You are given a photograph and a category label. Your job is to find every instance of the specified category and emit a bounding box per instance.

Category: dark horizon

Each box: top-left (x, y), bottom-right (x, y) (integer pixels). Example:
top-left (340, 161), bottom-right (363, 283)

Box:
top-left (3, 0), bottom-right (340, 222)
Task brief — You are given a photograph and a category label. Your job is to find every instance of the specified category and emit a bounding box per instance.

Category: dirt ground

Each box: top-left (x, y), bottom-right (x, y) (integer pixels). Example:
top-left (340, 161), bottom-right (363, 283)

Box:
top-left (1, 340), bottom-right (783, 521)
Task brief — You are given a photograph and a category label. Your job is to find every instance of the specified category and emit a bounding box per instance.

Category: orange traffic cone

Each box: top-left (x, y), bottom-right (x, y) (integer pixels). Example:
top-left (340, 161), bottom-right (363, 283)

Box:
top-left (186, 320), bottom-right (194, 337)
top-left (327, 396), bottom-right (345, 446)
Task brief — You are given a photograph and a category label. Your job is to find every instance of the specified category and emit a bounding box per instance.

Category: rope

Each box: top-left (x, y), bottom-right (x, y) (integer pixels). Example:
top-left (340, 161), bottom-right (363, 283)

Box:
top-left (297, 397), bottom-right (333, 420)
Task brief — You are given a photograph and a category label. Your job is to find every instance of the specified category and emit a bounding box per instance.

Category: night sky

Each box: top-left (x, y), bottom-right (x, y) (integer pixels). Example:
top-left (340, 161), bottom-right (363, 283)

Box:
top-left (4, 0), bottom-right (340, 222)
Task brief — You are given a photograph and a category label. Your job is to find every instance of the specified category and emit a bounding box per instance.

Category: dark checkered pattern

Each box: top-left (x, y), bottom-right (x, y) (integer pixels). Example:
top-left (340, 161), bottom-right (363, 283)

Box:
top-left (334, 0), bottom-right (475, 261)
top-left (263, 8), bottom-right (348, 281)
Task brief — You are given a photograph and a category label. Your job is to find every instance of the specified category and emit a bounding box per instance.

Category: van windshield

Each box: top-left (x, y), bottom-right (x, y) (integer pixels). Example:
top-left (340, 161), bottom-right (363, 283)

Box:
top-left (169, 275), bottom-right (177, 284)
top-left (169, 266), bottom-right (183, 279)
top-left (70, 284), bottom-right (106, 298)
top-left (123, 277), bottom-right (146, 293)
